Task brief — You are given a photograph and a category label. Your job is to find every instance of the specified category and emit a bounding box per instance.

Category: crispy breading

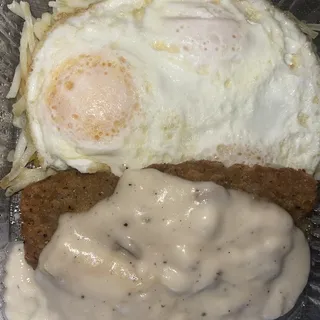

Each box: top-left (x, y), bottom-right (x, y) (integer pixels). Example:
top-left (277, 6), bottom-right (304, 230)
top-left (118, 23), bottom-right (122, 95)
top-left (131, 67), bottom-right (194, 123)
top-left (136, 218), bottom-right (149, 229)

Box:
top-left (21, 161), bottom-right (317, 269)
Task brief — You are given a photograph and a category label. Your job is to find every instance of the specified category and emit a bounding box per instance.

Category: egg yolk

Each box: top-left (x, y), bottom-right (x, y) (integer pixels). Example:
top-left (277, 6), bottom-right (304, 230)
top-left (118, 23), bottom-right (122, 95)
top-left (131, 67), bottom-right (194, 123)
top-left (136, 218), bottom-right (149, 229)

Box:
top-left (46, 53), bottom-right (138, 142)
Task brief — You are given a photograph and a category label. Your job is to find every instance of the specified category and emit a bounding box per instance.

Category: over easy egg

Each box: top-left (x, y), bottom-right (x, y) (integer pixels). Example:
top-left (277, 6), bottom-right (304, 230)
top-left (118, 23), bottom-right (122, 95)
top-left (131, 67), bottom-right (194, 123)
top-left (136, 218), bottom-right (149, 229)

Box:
top-left (27, 0), bottom-right (320, 175)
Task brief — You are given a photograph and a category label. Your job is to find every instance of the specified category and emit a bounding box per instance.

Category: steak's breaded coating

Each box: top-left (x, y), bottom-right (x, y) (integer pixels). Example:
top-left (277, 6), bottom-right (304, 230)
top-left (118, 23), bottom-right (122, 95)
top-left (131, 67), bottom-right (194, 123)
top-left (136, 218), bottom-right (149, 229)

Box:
top-left (21, 161), bottom-right (317, 269)
top-left (149, 161), bottom-right (317, 221)
top-left (21, 170), bottom-right (119, 269)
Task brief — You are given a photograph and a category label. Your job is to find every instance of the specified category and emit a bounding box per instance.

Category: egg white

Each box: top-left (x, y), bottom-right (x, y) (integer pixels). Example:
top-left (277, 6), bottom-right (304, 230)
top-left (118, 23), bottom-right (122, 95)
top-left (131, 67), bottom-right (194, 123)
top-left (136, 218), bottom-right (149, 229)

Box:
top-left (27, 0), bottom-right (320, 175)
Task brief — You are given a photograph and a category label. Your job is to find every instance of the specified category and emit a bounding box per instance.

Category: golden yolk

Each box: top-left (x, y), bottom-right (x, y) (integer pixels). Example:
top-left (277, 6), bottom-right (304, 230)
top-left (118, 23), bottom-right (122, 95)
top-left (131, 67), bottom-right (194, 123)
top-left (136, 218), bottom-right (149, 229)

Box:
top-left (46, 54), bottom-right (138, 142)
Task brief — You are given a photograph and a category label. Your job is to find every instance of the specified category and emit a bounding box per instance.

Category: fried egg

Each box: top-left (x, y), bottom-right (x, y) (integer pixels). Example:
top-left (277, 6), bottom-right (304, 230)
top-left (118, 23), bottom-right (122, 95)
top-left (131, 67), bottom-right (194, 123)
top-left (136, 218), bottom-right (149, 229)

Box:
top-left (27, 0), bottom-right (320, 175)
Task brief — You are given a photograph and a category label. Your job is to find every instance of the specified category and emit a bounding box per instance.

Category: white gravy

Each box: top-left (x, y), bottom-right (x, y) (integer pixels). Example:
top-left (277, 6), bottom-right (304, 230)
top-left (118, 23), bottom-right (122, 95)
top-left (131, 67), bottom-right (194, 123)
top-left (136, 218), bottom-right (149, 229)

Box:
top-left (4, 169), bottom-right (310, 320)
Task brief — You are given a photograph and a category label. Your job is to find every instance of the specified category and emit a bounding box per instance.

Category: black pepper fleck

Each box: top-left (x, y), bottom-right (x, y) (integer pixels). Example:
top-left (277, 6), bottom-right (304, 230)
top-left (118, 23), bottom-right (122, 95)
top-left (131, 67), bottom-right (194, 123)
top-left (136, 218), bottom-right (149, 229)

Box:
top-left (81, 295), bottom-right (85, 299)
top-left (201, 312), bottom-right (207, 317)
top-left (123, 223), bottom-right (129, 227)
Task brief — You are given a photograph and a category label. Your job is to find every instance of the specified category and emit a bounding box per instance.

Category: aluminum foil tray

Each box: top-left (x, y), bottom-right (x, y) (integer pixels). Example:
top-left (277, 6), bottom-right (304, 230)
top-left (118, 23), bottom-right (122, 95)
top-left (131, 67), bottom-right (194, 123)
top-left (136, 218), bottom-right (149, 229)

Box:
top-left (0, 0), bottom-right (320, 319)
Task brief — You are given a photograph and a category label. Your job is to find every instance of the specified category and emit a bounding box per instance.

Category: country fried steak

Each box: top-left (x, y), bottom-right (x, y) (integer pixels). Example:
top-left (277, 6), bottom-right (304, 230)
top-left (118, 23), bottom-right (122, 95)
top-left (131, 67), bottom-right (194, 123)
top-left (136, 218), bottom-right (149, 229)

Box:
top-left (21, 160), bottom-right (318, 269)
top-left (21, 170), bottom-right (119, 269)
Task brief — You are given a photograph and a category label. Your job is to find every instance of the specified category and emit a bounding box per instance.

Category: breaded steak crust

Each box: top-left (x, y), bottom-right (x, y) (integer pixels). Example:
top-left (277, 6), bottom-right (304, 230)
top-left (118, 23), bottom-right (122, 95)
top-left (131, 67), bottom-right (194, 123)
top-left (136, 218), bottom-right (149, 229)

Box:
top-left (21, 161), bottom-right (317, 269)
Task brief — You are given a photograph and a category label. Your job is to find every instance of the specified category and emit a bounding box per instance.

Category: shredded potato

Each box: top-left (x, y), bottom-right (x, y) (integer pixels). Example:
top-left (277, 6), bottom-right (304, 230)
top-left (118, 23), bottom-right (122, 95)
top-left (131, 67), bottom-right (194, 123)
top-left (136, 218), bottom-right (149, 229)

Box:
top-left (6, 64), bottom-right (21, 99)
top-left (0, 1), bottom-right (53, 195)
top-left (3, 0), bottom-right (105, 194)
top-left (0, 132), bottom-right (36, 190)
top-left (13, 113), bottom-right (27, 129)
top-left (5, 168), bottom-right (56, 197)
top-left (7, 1), bottom-right (25, 18)
top-left (12, 95), bottom-right (26, 118)
top-left (19, 23), bottom-right (30, 80)
top-left (6, 150), bottom-right (15, 163)
top-left (20, 2), bottom-right (36, 53)
top-left (12, 132), bottom-right (28, 166)
top-left (34, 13), bottom-right (53, 40)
